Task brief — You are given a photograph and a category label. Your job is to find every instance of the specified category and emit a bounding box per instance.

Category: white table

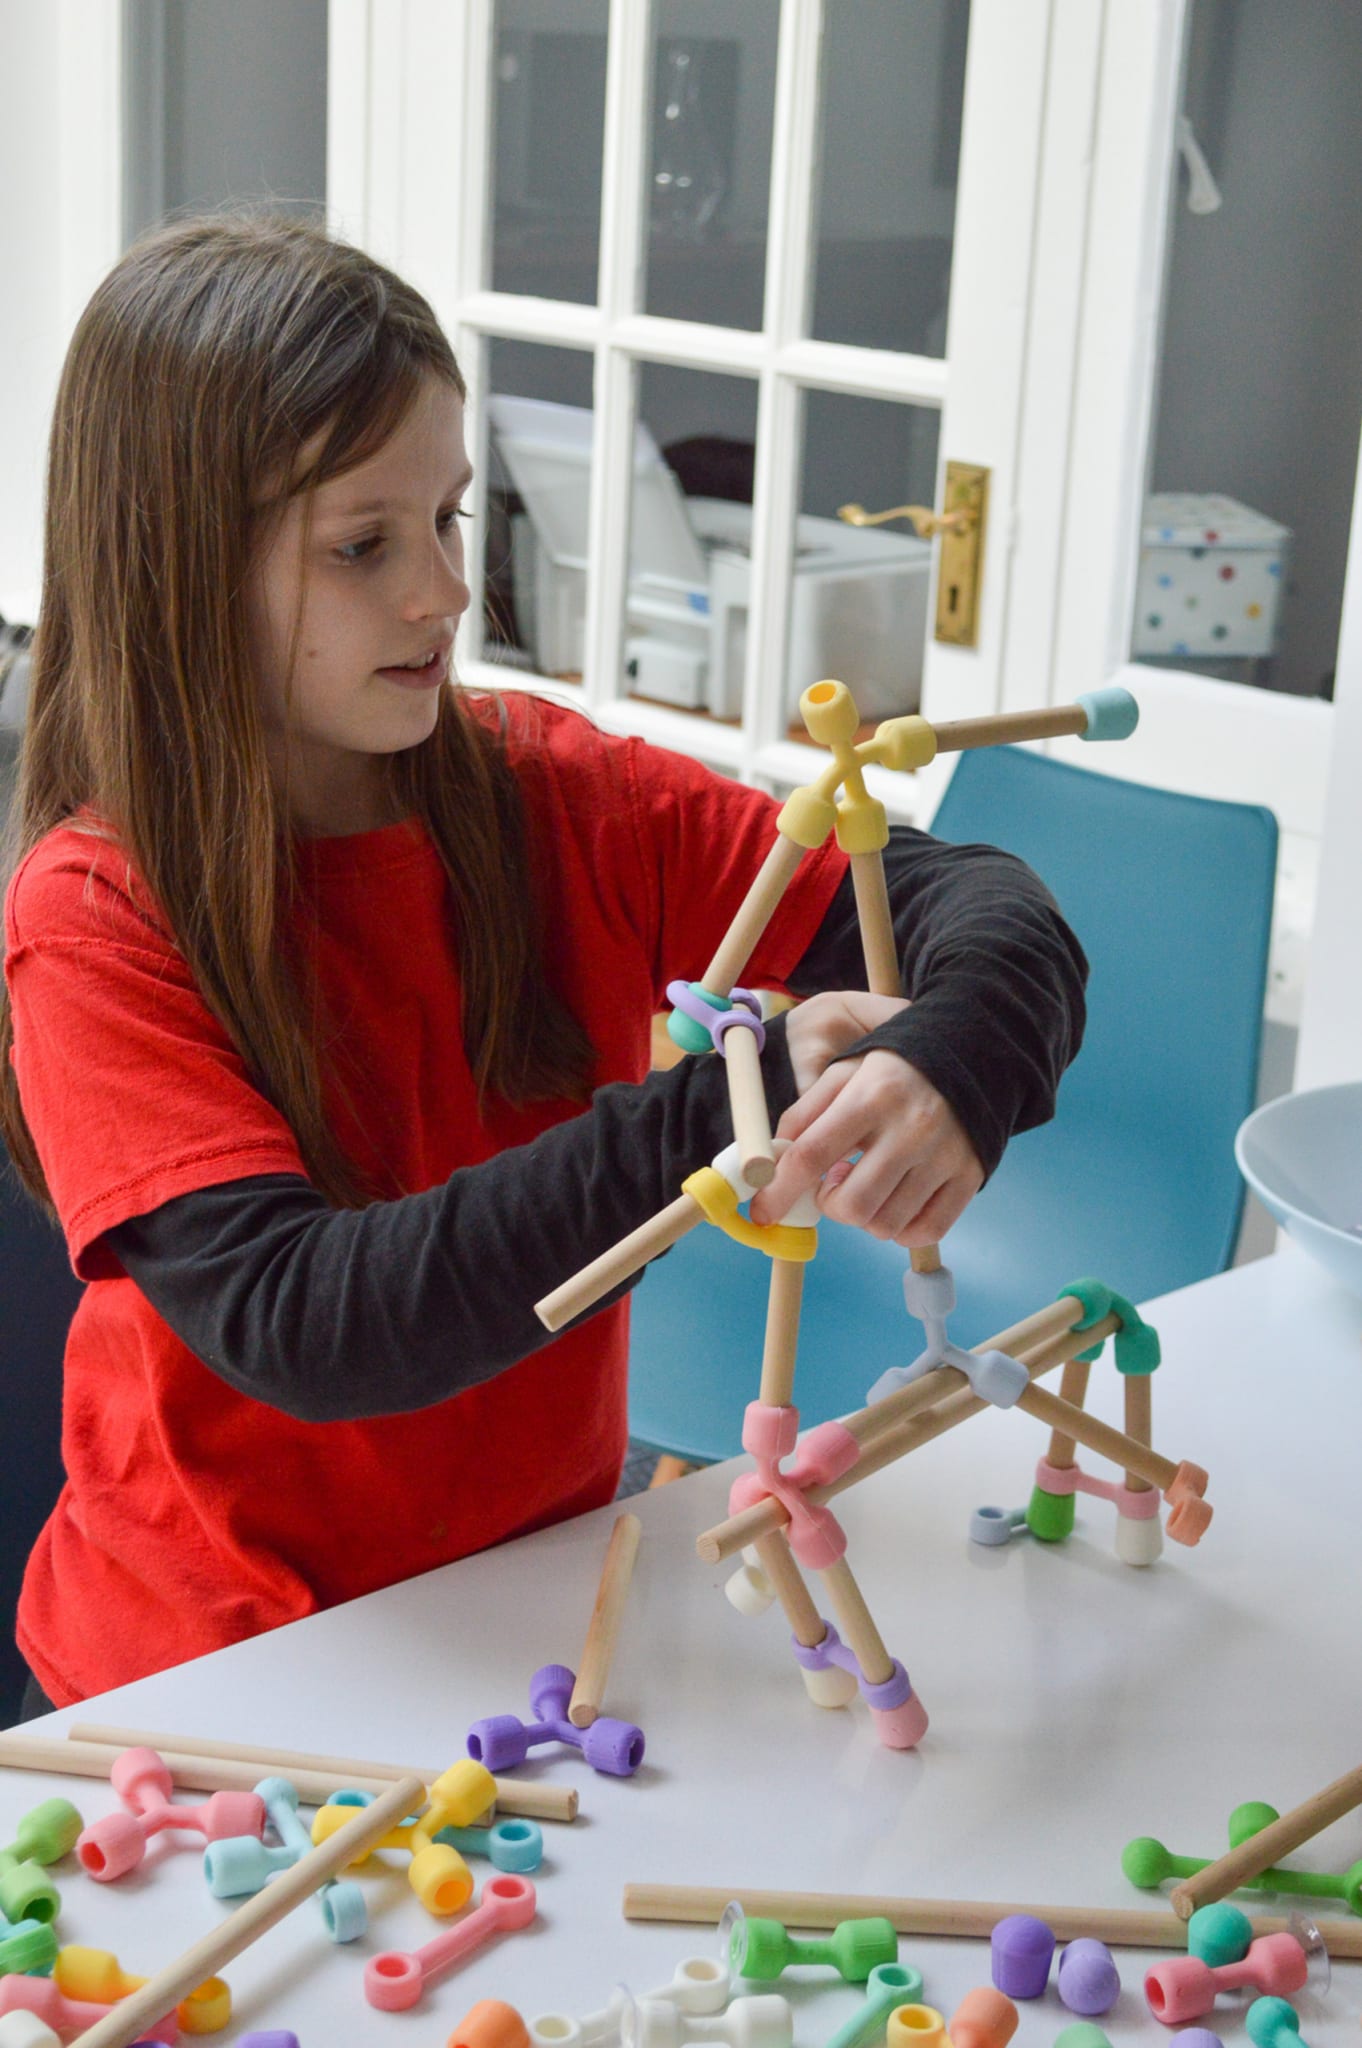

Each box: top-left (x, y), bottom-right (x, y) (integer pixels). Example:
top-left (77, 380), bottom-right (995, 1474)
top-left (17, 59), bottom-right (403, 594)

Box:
top-left (7, 1246), bottom-right (1362, 2044)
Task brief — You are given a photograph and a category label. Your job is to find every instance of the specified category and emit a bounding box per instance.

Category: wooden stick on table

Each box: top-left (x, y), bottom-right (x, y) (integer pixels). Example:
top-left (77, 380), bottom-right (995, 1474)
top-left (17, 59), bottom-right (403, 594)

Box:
top-left (1169, 1760), bottom-right (1362, 1920)
top-left (620, 1880), bottom-right (1362, 1958)
top-left (65, 1771), bottom-right (424, 2048)
top-left (568, 1512), bottom-right (643, 1729)
top-left (55, 1727), bottom-right (578, 1823)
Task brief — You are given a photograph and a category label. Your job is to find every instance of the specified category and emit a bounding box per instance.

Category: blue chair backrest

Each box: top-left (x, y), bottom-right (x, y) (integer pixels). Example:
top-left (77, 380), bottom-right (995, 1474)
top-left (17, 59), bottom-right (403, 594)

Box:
top-left (0, 1155), bottom-right (79, 1722)
top-left (928, 745), bottom-right (1278, 1284)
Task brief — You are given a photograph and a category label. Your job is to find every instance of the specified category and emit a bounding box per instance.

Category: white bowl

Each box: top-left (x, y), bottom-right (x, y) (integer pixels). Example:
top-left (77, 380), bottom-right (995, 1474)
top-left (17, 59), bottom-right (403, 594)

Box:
top-left (1235, 1081), bottom-right (1362, 1300)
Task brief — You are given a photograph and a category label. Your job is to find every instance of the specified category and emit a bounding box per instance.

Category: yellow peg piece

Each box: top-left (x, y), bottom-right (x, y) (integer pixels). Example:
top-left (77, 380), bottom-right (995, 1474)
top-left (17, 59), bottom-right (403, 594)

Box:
top-left (777, 683), bottom-right (939, 861)
top-left (310, 1795), bottom-right (473, 1916)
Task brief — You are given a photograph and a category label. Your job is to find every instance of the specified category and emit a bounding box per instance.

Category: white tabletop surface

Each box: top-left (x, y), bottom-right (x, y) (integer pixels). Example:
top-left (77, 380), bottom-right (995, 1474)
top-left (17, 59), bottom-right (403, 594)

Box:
top-left (7, 1244), bottom-right (1362, 2045)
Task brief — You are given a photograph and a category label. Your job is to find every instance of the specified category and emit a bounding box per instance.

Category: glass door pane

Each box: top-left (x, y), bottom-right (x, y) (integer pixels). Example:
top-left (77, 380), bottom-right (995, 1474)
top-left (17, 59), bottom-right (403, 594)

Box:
top-left (490, 0), bottom-right (610, 305)
top-left (642, 1), bottom-right (781, 332)
top-left (1133, 0), bottom-right (1362, 702)
top-left (809, 0), bottom-right (969, 355)
top-left (482, 339), bottom-right (596, 681)
top-left (782, 389), bottom-right (939, 735)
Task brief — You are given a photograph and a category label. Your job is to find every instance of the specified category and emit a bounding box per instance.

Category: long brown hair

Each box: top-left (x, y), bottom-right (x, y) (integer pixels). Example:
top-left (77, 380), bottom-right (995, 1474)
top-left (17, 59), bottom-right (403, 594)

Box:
top-left (0, 211), bottom-right (594, 1211)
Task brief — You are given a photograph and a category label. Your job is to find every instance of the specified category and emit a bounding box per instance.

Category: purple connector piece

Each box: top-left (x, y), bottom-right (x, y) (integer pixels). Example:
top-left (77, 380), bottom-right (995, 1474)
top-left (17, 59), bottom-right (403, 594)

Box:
top-left (467, 1663), bottom-right (645, 1777)
top-left (991, 1912), bottom-right (1056, 1998)
top-left (1057, 1937), bottom-right (1121, 2014)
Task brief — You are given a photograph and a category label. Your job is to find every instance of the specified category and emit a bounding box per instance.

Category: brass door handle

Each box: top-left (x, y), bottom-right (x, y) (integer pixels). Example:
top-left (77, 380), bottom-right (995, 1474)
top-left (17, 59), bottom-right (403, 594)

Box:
top-left (838, 500), bottom-right (975, 539)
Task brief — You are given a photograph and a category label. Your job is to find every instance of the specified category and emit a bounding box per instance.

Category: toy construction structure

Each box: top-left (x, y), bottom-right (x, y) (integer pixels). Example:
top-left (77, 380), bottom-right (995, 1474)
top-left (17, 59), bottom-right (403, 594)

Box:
top-left (536, 681), bottom-right (1212, 1751)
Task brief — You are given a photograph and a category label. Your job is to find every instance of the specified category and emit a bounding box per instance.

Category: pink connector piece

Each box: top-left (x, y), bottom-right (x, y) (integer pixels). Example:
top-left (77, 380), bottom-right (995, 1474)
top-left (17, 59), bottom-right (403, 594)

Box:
top-left (0, 1970), bottom-right (181, 2042)
top-left (731, 1408), bottom-right (862, 1569)
top-left (76, 1746), bottom-right (266, 1882)
top-left (1145, 1931), bottom-right (1308, 2024)
top-left (365, 1874), bottom-right (537, 2010)
top-left (1034, 1458), bottom-right (1161, 1518)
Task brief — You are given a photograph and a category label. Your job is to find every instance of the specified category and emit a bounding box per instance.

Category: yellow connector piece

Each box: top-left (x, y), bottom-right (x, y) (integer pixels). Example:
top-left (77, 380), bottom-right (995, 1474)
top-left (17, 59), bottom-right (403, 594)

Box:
top-left (683, 1166), bottom-right (817, 1262)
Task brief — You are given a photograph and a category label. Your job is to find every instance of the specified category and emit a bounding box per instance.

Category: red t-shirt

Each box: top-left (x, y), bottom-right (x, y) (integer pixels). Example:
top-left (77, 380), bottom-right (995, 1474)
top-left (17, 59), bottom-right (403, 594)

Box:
top-left (6, 697), bottom-right (844, 1703)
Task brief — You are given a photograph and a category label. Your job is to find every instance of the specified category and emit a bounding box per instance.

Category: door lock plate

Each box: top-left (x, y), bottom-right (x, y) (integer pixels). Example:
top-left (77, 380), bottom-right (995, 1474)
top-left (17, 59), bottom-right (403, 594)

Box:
top-left (934, 461), bottom-right (990, 648)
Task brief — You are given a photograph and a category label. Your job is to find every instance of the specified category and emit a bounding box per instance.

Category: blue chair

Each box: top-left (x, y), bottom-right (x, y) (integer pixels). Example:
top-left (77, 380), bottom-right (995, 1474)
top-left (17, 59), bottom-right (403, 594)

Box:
top-left (0, 1152), bottom-right (80, 1723)
top-left (627, 746), bottom-right (1277, 1462)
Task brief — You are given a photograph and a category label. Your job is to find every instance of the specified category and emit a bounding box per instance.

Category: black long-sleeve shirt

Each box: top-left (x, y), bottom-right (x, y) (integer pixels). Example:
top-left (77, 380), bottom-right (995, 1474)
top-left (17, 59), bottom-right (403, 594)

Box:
top-left (100, 826), bottom-right (1085, 1424)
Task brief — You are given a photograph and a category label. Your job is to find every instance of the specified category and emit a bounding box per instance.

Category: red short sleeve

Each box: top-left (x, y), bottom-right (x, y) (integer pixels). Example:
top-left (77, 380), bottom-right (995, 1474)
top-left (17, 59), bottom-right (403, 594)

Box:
top-left (5, 832), bottom-right (307, 1278)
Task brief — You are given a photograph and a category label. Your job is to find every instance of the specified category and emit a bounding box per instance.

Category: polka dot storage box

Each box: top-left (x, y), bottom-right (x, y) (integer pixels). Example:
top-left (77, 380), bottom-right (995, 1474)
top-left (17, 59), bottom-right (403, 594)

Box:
top-left (1133, 491), bottom-right (1290, 658)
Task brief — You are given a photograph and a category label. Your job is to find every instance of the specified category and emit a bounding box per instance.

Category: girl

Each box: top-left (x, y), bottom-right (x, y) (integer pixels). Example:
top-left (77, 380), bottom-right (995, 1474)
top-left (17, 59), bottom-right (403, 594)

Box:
top-left (2, 214), bottom-right (1086, 1714)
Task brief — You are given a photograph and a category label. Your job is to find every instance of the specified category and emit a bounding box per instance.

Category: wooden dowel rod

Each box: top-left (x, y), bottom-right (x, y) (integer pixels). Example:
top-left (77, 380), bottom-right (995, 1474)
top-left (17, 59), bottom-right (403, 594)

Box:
top-left (59, 1726), bottom-right (578, 1823)
top-left (701, 835), bottom-right (806, 997)
top-left (1124, 1373), bottom-right (1154, 1494)
top-left (696, 1319), bottom-right (1117, 1562)
top-left (758, 1259), bottom-right (805, 1409)
top-left (68, 1772), bottom-right (425, 2048)
top-left (724, 1026), bottom-right (776, 1189)
top-left (850, 849), bottom-right (899, 997)
top-left (817, 1557), bottom-right (894, 1685)
top-left (1016, 1382), bottom-right (1179, 1493)
top-left (930, 705), bottom-right (1088, 754)
top-left (620, 1881), bottom-right (1362, 1958)
top-left (1169, 1761), bottom-right (1362, 1920)
top-left (1046, 1357), bottom-right (1092, 1469)
top-left (568, 1512), bottom-right (642, 1729)
top-left (751, 1534), bottom-right (826, 1647)
top-left (535, 1191), bottom-right (703, 1332)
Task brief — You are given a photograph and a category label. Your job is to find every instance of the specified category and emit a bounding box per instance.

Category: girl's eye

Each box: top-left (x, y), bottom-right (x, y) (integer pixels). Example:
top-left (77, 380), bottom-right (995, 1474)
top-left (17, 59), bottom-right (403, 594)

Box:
top-left (438, 506), bottom-right (472, 533)
top-left (334, 535), bottom-right (382, 565)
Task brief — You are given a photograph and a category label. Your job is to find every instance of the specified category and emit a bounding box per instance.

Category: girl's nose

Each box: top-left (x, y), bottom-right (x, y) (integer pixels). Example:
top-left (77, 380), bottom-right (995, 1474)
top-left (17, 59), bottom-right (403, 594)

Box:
top-left (405, 539), bottom-right (470, 623)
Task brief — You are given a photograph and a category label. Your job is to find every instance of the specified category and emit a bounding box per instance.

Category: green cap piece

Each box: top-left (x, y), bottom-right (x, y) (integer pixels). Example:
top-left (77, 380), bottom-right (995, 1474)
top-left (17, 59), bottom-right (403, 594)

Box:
top-left (1120, 1835), bottom-right (1203, 1888)
top-left (731, 1915), bottom-right (790, 1978)
top-left (1025, 1483), bottom-right (1076, 1544)
top-left (0, 1852), bottom-right (60, 1926)
top-left (1228, 1801), bottom-right (1279, 1848)
top-left (0, 1915), bottom-right (58, 1976)
top-left (830, 1917), bottom-right (900, 1981)
top-left (1053, 2026), bottom-right (1113, 2048)
top-left (1188, 1901), bottom-right (1253, 1967)
top-left (13, 1798), bottom-right (84, 1866)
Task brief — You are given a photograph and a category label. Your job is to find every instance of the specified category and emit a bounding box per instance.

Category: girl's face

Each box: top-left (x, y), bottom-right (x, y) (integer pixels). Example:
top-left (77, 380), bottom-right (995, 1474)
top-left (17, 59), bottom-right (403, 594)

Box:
top-left (248, 373), bottom-right (472, 834)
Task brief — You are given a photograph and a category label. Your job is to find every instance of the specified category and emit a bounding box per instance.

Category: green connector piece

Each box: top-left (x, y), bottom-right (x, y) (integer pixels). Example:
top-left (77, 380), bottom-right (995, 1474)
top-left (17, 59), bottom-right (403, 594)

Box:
top-left (7, 1798), bottom-right (84, 1866)
top-left (1054, 2026), bottom-right (1112, 2048)
top-left (731, 1913), bottom-right (898, 1982)
top-left (1025, 1483), bottom-right (1075, 1543)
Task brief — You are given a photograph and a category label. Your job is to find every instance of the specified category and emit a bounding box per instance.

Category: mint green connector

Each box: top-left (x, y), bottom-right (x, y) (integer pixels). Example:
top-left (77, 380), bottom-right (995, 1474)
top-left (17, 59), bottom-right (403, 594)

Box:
top-left (1075, 685), bottom-right (1139, 742)
top-left (1025, 1483), bottom-right (1076, 1543)
top-left (730, 1913), bottom-right (898, 1983)
top-left (824, 1962), bottom-right (925, 2048)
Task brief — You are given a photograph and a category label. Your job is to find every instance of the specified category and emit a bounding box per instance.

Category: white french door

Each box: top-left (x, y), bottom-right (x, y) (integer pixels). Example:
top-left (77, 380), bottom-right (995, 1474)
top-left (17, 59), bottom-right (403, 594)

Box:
top-left (328, 0), bottom-right (1057, 820)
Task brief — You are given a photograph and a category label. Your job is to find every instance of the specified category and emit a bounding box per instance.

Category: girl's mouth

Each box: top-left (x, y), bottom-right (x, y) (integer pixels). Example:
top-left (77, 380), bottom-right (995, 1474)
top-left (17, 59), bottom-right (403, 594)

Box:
top-left (378, 649), bottom-right (448, 689)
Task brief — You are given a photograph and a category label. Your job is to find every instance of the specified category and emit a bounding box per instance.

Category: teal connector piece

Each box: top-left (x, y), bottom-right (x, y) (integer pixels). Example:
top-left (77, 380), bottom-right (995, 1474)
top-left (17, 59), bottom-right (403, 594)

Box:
top-left (824, 1961), bottom-right (926, 2048)
top-left (0, 1907), bottom-right (58, 1976)
top-left (1075, 685), bottom-right (1140, 742)
top-left (667, 982), bottom-right (731, 1054)
top-left (1058, 1277), bottom-right (1113, 1361)
top-left (434, 1815), bottom-right (543, 1874)
top-left (1247, 1996), bottom-right (1307, 2048)
top-left (1110, 1294), bottom-right (1161, 1375)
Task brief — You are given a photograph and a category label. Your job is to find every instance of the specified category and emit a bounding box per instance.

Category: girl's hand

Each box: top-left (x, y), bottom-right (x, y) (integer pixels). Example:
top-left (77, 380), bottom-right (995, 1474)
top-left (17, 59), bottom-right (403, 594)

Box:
top-left (751, 991), bottom-right (984, 1247)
